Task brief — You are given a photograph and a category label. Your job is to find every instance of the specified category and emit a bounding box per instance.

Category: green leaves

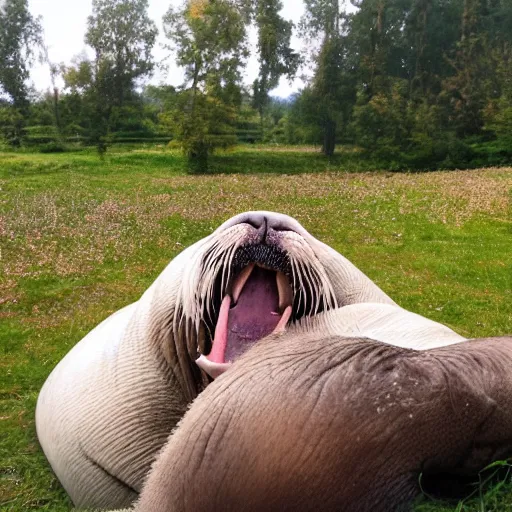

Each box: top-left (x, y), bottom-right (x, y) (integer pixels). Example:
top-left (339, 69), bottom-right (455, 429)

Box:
top-left (86, 0), bottom-right (158, 106)
top-left (0, 0), bottom-right (44, 108)
top-left (299, 1), bottom-right (355, 155)
top-left (164, 0), bottom-right (248, 89)
top-left (81, 0), bottom-right (158, 153)
top-left (0, 0), bottom-right (44, 146)
top-left (163, 0), bottom-right (249, 172)
top-left (253, 0), bottom-right (299, 118)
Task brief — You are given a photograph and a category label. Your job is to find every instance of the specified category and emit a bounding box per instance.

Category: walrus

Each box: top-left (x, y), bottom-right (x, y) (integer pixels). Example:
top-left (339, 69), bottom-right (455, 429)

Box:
top-left (36, 211), bottom-right (466, 509)
top-left (133, 313), bottom-right (512, 512)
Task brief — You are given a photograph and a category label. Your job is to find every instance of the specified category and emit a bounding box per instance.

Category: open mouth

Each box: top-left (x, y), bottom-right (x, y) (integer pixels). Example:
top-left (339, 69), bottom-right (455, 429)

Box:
top-left (196, 245), bottom-right (295, 379)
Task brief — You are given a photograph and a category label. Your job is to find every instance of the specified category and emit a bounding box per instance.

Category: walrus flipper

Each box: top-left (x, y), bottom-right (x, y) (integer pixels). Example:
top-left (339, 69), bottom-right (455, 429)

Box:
top-left (420, 337), bottom-right (512, 485)
top-left (134, 336), bottom-right (512, 512)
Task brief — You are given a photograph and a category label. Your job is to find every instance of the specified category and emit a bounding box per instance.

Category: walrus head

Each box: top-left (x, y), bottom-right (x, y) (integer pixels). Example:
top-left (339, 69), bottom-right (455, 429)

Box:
top-left (147, 211), bottom-right (395, 400)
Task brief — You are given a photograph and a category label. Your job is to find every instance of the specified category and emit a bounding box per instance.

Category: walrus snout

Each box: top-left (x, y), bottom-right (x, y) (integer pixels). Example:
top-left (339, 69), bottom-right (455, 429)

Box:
top-left (217, 211), bottom-right (309, 239)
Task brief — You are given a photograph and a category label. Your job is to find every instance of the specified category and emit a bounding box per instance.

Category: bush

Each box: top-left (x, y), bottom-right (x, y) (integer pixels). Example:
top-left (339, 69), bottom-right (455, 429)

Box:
top-left (167, 139), bottom-right (181, 150)
top-left (471, 140), bottom-right (512, 166)
top-left (0, 106), bottom-right (25, 147)
top-left (38, 142), bottom-right (67, 153)
top-left (397, 135), bottom-right (475, 171)
top-left (441, 138), bottom-right (475, 168)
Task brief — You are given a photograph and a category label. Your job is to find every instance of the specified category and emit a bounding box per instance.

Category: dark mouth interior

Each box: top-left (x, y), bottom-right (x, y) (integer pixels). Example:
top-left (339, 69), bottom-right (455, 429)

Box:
top-left (225, 267), bottom-right (281, 362)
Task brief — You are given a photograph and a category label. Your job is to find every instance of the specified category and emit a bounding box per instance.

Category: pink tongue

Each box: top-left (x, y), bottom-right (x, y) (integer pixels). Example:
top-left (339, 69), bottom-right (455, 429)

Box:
top-left (225, 267), bottom-right (282, 362)
top-left (208, 267), bottom-right (282, 364)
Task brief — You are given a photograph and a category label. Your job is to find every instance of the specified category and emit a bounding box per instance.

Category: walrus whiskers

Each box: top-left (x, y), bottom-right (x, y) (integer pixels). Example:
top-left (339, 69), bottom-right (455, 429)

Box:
top-left (288, 249), bottom-right (337, 319)
top-left (163, 228), bottom-right (256, 395)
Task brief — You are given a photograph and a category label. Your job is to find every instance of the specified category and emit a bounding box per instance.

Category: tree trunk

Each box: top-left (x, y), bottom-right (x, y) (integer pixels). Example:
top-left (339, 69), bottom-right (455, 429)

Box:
top-left (413, 0), bottom-right (430, 95)
top-left (259, 104), bottom-right (264, 141)
top-left (53, 87), bottom-right (62, 136)
top-left (323, 119), bottom-right (336, 157)
top-left (368, 0), bottom-right (386, 98)
top-left (187, 141), bottom-right (208, 174)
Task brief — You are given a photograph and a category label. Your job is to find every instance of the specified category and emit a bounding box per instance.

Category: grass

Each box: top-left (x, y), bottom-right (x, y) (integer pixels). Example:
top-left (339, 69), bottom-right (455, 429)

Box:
top-left (0, 144), bottom-right (511, 511)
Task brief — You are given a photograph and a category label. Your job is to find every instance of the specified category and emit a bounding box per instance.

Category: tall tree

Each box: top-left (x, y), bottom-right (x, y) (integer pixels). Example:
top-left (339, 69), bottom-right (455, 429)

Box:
top-left (85, 0), bottom-right (157, 152)
top-left (0, 0), bottom-right (43, 145)
top-left (348, 0), bottom-right (414, 98)
top-left (301, 0), bottom-right (355, 156)
top-left (443, 0), bottom-right (499, 136)
top-left (484, 44), bottom-right (512, 149)
top-left (86, 0), bottom-right (157, 107)
top-left (403, 0), bottom-right (463, 98)
top-left (252, 0), bottom-right (299, 130)
top-left (59, 55), bottom-right (97, 138)
top-left (0, 0), bottom-right (43, 106)
top-left (163, 0), bottom-right (248, 172)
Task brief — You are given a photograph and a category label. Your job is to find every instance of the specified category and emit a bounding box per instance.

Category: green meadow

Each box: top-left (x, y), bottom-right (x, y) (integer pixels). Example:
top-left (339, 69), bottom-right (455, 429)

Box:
top-left (1, 145), bottom-right (511, 511)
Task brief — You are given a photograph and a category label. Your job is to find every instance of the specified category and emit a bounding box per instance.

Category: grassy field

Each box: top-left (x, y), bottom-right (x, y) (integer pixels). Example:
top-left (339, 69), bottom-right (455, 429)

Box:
top-left (1, 145), bottom-right (511, 511)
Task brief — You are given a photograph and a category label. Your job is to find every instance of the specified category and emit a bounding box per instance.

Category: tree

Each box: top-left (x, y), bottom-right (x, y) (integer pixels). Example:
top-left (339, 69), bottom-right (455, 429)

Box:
top-left (252, 0), bottom-right (299, 130)
top-left (346, 0), bottom-right (477, 168)
top-left (283, 90), bottom-right (324, 144)
top-left (85, 0), bottom-right (157, 152)
top-left (300, 0), bottom-right (355, 156)
top-left (163, 0), bottom-right (248, 172)
top-left (441, 0), bottom-right (496, 137)
top-left (482, 2), bottom-right (512, 154)
top-left (0, 0), bottom-right (43, 106)
top-left (0, 0), bottom-right (43, 145)
top-left (59, 55), bottom-right (99, 140)
top-left (86, 0), bottom-right (157, 107)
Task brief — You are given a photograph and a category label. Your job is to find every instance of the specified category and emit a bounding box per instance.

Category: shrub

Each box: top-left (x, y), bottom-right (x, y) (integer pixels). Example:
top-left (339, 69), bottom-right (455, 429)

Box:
top-left (38, 142), bottom-right (67, 153)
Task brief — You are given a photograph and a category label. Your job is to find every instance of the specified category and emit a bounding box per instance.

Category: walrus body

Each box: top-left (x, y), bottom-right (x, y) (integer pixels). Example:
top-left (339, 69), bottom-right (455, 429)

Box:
top-left (36, 211), bottom-right (466, 509)
top-left (136, 321), bottom-right (512, 512)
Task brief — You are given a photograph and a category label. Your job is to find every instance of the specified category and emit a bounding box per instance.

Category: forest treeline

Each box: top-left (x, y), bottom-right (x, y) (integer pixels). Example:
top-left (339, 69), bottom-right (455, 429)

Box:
top-left (1, 0), bottom-right (511, 171)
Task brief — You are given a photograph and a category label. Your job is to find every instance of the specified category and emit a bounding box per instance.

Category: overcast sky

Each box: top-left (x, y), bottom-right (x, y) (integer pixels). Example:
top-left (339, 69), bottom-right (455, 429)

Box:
top-left (28, 0), bottom-right (306, 98)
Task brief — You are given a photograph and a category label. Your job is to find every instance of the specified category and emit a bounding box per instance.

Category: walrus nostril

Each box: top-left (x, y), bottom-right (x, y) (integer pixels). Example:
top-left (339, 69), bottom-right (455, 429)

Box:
top-left (269, 223), bottom-right (288, 232)
top-left (242, 213), bottom-right (294, 236)
top-left (242, 214), bottom-right (270, 244)
top-left (243, 213), bottom-right (266, 230)
top-left (245, 219), bottom-right (261, 229)
top-left (265, 216), bottom-right (297, 235)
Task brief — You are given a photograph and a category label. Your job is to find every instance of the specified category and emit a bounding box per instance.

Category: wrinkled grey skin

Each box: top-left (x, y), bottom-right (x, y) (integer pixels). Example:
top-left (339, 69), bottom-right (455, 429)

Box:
top-left (134, 317), bottom-right (512, 512)
top-left (36, 211), bottom-right (465, 509)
